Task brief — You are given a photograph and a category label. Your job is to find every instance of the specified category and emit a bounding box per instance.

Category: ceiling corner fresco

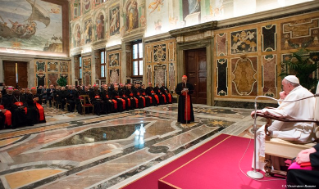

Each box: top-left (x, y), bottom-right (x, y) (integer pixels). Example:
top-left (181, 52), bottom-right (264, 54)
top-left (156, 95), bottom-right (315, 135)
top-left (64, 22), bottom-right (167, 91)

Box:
top-left (0, 0), bottom-right (63, 53)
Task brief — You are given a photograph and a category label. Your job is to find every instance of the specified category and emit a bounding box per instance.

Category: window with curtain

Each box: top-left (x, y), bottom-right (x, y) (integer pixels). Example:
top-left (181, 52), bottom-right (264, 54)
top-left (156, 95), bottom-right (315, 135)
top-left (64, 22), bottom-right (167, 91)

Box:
top-left (132, 41), bottom-right (143, 77)
top-left (79, 56), bottom-right (82, 79)
top-left (101, 50), bottom-right (106, 78)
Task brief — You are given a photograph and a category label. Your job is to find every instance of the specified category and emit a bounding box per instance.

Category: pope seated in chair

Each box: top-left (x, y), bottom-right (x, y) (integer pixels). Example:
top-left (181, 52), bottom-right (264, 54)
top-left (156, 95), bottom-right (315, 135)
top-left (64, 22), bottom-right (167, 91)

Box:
top-left (251, 75), bottom-right (316, 170)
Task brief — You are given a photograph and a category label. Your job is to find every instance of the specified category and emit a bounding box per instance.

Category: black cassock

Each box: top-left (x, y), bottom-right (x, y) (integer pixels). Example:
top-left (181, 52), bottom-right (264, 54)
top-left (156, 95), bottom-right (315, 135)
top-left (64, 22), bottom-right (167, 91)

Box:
top-left (26, 94), bottom-right (46, 125)
top-left (175, 82), bottom-right (194, 123)
top-left (287, 144), bottom-right (319, 187)
top-left (3, 94), bottom-right (29, 127)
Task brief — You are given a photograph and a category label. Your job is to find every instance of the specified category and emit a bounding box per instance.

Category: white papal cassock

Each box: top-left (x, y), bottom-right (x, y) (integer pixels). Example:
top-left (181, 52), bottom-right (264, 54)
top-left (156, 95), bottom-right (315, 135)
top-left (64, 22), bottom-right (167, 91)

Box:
top-left (254, 85), bottom-right (316, 170)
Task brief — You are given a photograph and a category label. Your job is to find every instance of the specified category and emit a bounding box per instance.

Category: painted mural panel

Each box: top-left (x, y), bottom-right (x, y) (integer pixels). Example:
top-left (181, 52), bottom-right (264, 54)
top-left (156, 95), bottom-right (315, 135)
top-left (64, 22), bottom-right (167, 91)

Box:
top-left (84, 18), bottom-right (93, 44)
top-left (0, 0), bottom-right (63, 52)
top-left (74, 23), bottom-right (82, 47)
top-left (82, 0), bottom-right (92, 14)
top-left (95, 12), bottom-right (105, 41)
top-left (83, 58), bottom-right (91, 70)
top-left (281, 17), bottom-right (319, 50)
top-left (262, 54), bottom-right (277, 97)
top-left (146, 0), bottom-right (169, 35)
top-left (231, 29), bottom-right (257, 54)
top-left (124, 0), bottom-right (139, 32)
top-left (217, 59), bottom-right (227, 96)
top-left (109, 5), bottom-right (120, 36)
top-left (110, 69), bottom-right (120, 84)
top-left (231, 57), bottom-right (257, 96)
top-left (73, 0), bottom-right (81, 19)
top-left (262, 25), bottom-right (276, 51)
top-left (109, 53), bottom-right (120, 67)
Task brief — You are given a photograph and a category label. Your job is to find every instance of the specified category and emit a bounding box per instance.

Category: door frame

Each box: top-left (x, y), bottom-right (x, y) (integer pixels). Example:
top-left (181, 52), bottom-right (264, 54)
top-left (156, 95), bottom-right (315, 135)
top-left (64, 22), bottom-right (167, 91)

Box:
top-left (176, 38), bottom-right (214, 105)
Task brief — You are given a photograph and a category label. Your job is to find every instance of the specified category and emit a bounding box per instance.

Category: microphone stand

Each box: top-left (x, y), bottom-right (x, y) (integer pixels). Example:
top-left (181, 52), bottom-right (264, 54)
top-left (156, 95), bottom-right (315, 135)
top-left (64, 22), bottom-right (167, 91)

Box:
top-left (247, 95), bottom-right (277, 179)
top-left (185, 81), bottom-right (187, 126)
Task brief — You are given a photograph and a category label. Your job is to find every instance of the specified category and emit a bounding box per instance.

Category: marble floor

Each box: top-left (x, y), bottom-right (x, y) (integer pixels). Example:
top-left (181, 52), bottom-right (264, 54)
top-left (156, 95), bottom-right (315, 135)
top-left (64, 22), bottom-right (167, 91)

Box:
top-left (0, 103), bottom-right (267, 189)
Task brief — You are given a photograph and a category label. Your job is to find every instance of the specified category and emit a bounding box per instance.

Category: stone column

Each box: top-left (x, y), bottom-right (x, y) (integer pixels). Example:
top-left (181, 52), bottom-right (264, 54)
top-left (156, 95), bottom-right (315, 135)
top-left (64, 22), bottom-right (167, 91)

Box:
top-left (28, 59), bottom-right (35, 88)
top-left (0, 58), bottom-right (3, 83)
top-left (91, 51), bottom-right (96, 85)
top-left (70, 56), bottom-right (75, 85)
top-left (121, 43), bottom-right (127, 84)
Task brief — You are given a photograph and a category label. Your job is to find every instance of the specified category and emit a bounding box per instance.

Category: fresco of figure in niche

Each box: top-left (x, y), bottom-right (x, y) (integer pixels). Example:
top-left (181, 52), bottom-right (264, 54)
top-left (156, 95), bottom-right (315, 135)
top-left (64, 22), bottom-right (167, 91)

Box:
top-left (84, 19), bottom-right (93, 44)
top-left (109, 5), bottom-right (120, 36)
top-left (96, 13), bottom-right (105, 40)
top-left (75, 24), bottom-right (81, 47)
top-left (125, 0), bottom-right (138, 32)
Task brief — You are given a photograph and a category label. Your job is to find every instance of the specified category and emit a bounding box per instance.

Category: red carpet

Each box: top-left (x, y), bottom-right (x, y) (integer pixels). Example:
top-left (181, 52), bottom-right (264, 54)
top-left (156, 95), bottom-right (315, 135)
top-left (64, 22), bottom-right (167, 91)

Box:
top-left (121, 134), bottom-right (285, 189)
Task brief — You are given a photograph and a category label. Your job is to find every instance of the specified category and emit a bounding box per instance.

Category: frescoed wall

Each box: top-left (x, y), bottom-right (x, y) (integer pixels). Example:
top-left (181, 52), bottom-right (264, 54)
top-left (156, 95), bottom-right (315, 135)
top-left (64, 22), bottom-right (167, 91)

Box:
top-left (0, 0), bottom-right (63, 53)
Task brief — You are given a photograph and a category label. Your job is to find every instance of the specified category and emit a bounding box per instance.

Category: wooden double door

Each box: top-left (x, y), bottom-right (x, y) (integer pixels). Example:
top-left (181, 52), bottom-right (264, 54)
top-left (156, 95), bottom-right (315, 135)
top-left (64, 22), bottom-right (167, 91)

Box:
top-left (3, 61), bottom-right (28, 88)
top-left (185, 48), bottom-right (207, 104)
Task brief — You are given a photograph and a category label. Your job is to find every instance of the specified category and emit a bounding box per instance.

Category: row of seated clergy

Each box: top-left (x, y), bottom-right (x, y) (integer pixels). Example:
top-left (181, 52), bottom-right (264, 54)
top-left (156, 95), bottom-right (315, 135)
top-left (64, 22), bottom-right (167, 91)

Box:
top-left (0, 87), bottom-right (45, 128)
top-left (252, 75), bottom-right (319, 175)
top-left (77, 83), bottom-right (172, 115)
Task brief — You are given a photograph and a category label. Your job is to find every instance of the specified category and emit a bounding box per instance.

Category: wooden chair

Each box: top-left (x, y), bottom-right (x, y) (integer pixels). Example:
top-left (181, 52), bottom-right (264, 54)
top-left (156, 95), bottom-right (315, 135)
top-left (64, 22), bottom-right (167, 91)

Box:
top-left (79, 95), bottom-right (94, 114)
top-left (255, 83), bottom-right (319, 177)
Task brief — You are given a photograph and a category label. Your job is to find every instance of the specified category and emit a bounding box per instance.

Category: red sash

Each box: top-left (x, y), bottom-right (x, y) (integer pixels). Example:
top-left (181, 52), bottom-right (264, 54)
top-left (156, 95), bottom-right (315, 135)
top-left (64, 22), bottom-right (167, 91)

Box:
top-left (148, 96), bottom-right (152, 104)
top-left (0, 105), bottom-right (3, 109)
top-left (142, 92), bottom-right (146, 96)
top-left (127, 98), bottom-right (131, 108)
top-left (14, 102), bottom-right (27, 114)
top-left (14, 102), bottom-right (23, 106)
top-left (162, 94), bottom-right (167, 103)
top-left (121, 99), bottom-right (126, 109)
top-left (137, 92), bottom-right (140, 96)
top-left (141, 96), bottom-right (145, 107)
top-left (135, 98), bottom-right (138, 108)
top-left (154, 95), bottom-right (159, 104)
top-left (106, 95), bottom-right (109, 99)
top-left (95, 95), bottom-right (100, 99)
top-left (116, 96), bottom-right (125, 109)
top-left (4, 110), bottom-right (12, 126)
top-left (168, 93), bottom-right (172, 103)
top-left (184, 94), bottom-right (191, 121)
top-left (111, 99), bottom-right (117, 109)
top-left (36, 103), bottom-right (45, 121)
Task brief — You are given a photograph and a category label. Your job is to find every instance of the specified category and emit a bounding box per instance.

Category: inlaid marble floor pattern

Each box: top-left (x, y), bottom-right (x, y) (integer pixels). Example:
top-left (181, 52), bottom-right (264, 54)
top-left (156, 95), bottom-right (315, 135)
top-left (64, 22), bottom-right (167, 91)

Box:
top-left (0, 103), bottom-right (258, 189)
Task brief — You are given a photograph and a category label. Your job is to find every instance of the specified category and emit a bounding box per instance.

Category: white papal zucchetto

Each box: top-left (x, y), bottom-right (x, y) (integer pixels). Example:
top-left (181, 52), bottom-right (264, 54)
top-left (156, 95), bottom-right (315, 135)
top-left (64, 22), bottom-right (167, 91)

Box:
top-left (284, 75), bottom-right (299, 84)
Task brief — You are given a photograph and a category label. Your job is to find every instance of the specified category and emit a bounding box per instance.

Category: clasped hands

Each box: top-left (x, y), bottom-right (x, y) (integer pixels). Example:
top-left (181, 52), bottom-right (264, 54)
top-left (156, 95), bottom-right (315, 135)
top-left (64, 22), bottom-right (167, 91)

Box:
top-left (296, 147), bottom-right (316, 164)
